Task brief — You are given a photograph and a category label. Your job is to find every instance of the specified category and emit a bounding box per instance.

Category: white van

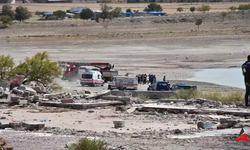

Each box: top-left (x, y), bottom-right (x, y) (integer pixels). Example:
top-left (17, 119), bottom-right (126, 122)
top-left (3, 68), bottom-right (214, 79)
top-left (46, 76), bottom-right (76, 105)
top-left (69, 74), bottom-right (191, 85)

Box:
top-left (108, 76), bottom-right (138, 90)
top-left (79, 67), bottom-right (104, 87)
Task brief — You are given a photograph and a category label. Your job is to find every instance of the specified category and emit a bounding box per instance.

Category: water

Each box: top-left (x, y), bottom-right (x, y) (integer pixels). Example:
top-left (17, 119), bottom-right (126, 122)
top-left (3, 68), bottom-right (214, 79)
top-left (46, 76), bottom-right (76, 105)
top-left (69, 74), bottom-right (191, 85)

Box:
top-left (188, 68), bottom-right (245, 89)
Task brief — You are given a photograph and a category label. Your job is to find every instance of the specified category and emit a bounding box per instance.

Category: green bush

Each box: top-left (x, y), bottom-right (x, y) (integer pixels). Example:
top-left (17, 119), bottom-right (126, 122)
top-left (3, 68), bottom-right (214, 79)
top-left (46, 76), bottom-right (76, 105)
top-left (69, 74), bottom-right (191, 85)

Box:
top-left (190, 7), bottom-right (196, 13)
top-left (175, 89), bottom-right (200, 100)
top-left (69, 138), bottom-right (107, 150)
top-left (144, 3), bottom-right (163, 12)
top-left (174, 90), bottom-right (244, 104)
top-left (238, 4), bottom-right (250, 10)
top-left (197, 5), bottom-right (211, 12)
top-left (138, 94), bottom-right (149, 101)
top-left (229, 6), bottom-right (237, 11)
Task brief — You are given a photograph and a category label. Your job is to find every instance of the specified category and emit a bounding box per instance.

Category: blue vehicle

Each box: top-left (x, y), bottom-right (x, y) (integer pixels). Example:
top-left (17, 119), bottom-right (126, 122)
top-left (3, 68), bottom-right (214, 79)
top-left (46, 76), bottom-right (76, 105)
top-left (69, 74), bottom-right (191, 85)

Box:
top-left (171, 84), bottom-right (197, 91)
top-left (147, 81), bottom-right (171, 91)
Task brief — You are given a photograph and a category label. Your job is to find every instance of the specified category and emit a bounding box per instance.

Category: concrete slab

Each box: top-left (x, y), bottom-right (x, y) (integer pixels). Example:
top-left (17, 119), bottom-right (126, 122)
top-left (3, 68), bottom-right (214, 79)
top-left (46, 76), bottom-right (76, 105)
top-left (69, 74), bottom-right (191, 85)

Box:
top-left (111, 91), bottom-right (176, 99)
top-left (170, 127), bottom-right (250, 139)
top-left (141, 104), bottom-right (250, 116)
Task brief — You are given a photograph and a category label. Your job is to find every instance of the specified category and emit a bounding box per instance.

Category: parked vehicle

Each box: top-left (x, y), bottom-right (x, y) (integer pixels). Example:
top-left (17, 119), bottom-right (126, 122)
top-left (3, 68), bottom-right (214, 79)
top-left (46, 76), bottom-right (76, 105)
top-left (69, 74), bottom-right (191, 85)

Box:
top-left (79, 68), bottom-right (104, 87)
top-left (147, 81), bottom-right (171, 91)
top-left (59, 62), bottom-right (118, 82)
top-left (108, 76), bottom-right (138, 90)
top-left (171, 84), bottom-right (197, 91)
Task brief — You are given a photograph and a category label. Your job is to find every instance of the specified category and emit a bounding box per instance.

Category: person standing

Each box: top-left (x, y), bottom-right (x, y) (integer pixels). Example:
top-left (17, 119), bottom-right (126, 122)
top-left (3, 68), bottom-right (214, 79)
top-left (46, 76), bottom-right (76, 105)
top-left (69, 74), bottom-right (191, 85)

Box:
top-left (163, 76), bottom-right (166, 82)
top-left (153, 75), bottom-right (156, 83)
top-left (146, 75), bottom-right (149, 84)
top-left (242, 55), bottom-right (250, 107)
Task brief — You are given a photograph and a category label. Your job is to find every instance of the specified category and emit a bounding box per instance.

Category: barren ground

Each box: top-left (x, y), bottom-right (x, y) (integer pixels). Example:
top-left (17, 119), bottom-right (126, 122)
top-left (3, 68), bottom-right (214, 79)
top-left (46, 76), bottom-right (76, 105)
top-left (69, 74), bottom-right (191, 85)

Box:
top-left (0, 8), bottom-right (250, 150)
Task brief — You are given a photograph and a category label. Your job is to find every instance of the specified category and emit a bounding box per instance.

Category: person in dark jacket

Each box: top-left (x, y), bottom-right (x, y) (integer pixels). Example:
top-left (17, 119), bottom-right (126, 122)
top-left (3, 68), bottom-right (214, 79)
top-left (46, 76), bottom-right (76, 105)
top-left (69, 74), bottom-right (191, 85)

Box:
top-left (242, 55), bottom-right (250, 107)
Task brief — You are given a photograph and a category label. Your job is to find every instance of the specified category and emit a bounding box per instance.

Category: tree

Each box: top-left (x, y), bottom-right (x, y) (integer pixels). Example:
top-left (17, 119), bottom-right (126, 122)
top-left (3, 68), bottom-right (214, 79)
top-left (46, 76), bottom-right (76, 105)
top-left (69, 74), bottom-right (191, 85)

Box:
top-left (197, 5), bottom-right (210, 12)
top-left (190, 7), bottom-right (196, 13)
top-left (2, 5), bottom-right (15, 20)
top-left (53, 10), bottom-right (66, 20)
top-left (126, 8), bottom-right (132, 12)
top-left (177, 7), bottom-right (183, 12)
top-left (221, 12), bottom-right (227, 22)
top-left (15, 6), bottom-right (31, 22)
top-left (100, 3), bottom-right (112, 22)
top-left (0, 15), bottom-right (12, 27)
top-left (15, 52), bottom-right (62, 87)
top-left (73, 14), bottom-right (80, 21)
top-left (80, 8), bottom-right (93, 20)
top-left (195, 19), bottom-right (202, 31)
top-left (229, 6), bottom-right (237, 11)
top-left (111, 7), bottom-right (122, 18)
top-left (144, 3), bottom-right (162, 12)
top-left (0, 55), bottom-right (16, 82)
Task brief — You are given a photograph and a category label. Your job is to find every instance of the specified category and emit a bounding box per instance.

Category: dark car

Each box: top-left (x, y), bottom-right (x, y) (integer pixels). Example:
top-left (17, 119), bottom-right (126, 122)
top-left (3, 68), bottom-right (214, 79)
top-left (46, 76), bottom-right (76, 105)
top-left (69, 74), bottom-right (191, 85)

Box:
top-left (147, 81), bottom-right (171, 91)
top-left (171, 84), bottom-right (197, 91)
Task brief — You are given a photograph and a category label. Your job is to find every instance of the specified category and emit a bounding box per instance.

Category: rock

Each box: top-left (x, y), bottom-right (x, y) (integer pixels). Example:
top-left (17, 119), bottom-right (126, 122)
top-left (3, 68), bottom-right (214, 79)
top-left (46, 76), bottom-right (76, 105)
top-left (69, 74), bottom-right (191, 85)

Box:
top-left (203, 122), bottom-right (213, 129)
top-left (174, 129), bottom-right (183, 134)
top-left (88, 110), bottom-right (94, 113)
top-left (113, 120), bottom-right (125, 128)
top-left (197, 122), bottom-right (213, 129)
top-left (115, 105), bottom-right (127, 111)
top-left (131, 134), bottom-right (142, 138)
top-left (233, 123), bottom-right (244, 128)
top-left (187, 121), bottom-right (195, 124)
top-left (197, 122), bottom-right (204, 129)
top-left (217, 124), bottom-right (228, 130)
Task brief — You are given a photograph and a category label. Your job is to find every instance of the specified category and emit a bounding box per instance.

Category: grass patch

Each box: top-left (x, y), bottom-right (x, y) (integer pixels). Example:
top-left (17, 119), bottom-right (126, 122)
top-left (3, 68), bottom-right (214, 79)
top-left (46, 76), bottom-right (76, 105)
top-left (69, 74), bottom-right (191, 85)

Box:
top-left (69, 138), bottom-right (107, 150)
top-left (174, 90), bottom-right (244, 104)
top-left (137, 94), bottom-right (149, 101)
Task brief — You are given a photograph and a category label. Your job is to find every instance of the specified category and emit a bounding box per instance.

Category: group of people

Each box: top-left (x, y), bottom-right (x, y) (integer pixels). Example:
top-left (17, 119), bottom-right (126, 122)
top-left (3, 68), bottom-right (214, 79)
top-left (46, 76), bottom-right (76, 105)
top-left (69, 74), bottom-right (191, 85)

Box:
top-left (136, 74), bottom-right (157, 85)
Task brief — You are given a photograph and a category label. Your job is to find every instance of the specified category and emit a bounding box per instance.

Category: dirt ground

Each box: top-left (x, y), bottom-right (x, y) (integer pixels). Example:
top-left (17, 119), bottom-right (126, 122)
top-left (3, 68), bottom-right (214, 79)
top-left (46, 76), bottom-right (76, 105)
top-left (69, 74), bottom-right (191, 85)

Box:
top-left (1, 2), bottom-right (250, 14)
top-left (0, 8), bottom-right (250, 150)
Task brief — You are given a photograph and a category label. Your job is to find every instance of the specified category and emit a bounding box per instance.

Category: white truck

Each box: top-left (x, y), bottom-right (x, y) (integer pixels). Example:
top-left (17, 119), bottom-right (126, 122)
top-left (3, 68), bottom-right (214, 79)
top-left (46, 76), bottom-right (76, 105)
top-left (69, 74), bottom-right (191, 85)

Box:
top-left (108, 76), bottom-right (138, 90)
top-left (78, 67), bottom-right (104, 87)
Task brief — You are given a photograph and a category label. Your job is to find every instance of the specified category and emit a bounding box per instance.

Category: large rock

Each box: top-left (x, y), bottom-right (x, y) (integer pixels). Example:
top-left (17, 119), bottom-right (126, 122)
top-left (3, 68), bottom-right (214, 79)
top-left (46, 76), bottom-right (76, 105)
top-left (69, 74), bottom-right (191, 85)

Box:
top-left (197, 121), bottom-right (213, 129)
top-left (113, 120), bottom-right (125, 128)
top-left (220, 118), bottom-right (238, 128)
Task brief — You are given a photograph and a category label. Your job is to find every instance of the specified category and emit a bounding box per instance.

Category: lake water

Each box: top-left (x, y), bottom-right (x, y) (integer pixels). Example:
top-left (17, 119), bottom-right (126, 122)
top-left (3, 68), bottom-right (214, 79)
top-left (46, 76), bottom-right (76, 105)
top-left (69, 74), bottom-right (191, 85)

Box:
top-left (188, 68), bottom-right (245, 89)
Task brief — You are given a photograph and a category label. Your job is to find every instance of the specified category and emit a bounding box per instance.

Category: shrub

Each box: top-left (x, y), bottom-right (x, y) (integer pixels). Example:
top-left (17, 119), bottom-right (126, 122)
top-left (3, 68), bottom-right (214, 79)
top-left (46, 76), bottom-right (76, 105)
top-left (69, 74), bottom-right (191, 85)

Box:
top-left (197, 5), bottom-right (210, 12)
top-left (2, 5), bottom-right (15, 20)
top-left (80, 8), bottom-right (93, 20)
top-left (15, 6), bottom-right (31, 22)
top-left (53, 10), bottom-right (66, 20)
top-left (174, 90), bottom-right (244, 104)
top-left (0, 15), bottom-right (12, 27)
top-left (111, 7), bottom-right (122, 18)
top-left (69, 138), bottom-right (107, 150)
top-left (144, 3), bottom-right (162, 12)
top-left (175, 89), bottom-right (200, 100)
top-left (126, 8), bottom-right (132, 12)
top-left (138, 94), bottom-right (149, 101)
top-left (190, 7), bottom-right (196, 13)
top-left (238, 4), bottom-right (250, 10)
top-left (177, 7), bottom-right (183, 12)
top-left (229, 6), bottom-right (237, 11)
